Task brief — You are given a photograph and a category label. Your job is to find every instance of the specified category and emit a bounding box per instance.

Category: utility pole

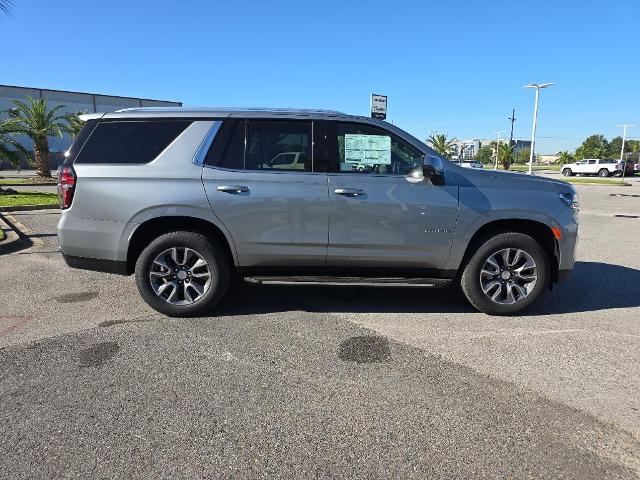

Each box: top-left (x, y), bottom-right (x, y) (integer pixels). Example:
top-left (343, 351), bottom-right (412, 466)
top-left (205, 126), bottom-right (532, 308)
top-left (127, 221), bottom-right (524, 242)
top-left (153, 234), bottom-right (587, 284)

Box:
top-left (494, 130), bottom-right (505, 170)
top-left (618, 124), bottom-right (635, 183)
top-left (508, 109), bottom-right (516, 146)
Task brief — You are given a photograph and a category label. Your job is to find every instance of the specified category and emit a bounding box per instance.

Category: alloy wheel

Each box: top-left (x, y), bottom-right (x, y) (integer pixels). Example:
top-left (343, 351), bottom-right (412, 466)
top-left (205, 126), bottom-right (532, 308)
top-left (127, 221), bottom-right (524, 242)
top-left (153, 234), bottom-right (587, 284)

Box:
top-left (149, 247), bottom-right (212, 305)
top-left (479, 248), bottom-right (537, 305)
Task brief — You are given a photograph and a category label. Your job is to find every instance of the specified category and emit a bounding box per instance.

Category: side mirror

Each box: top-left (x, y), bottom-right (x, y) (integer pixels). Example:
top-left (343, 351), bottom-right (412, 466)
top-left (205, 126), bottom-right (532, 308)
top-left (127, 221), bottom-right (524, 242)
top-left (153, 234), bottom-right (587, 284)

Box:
top-left (423, 164), bottom-right (437, 179)
top-left (422, 163), bottom-right (444, 186)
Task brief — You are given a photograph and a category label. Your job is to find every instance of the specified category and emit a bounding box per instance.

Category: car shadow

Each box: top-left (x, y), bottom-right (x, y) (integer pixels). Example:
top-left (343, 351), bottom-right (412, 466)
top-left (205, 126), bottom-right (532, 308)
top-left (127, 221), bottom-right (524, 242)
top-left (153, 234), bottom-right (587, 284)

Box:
top-left (527, 261), bottom-right (640, 315)
top-left (214, 261), bottom-right (640, 317)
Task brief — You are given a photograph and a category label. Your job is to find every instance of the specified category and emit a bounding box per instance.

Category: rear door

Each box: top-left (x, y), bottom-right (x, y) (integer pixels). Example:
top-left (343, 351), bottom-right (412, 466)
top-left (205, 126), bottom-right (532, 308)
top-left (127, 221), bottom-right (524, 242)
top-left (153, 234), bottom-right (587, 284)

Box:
top-left (324, 121), bottom-right (459, 270)
top-left (202, 118), bottom-right (328, 266)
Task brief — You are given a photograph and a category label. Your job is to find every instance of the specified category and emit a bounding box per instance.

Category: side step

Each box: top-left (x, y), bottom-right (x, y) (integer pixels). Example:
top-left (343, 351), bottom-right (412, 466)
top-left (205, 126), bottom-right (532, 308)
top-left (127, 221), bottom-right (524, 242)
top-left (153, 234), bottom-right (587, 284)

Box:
top-left (243, 276), bottom-right (452, 288)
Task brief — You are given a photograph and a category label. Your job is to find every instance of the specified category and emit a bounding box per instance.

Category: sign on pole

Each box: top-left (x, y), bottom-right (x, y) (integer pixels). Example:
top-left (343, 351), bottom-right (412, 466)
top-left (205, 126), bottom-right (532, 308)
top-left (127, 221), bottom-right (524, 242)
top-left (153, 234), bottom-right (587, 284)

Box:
top-left (370, 94), bottom-right (387, 120)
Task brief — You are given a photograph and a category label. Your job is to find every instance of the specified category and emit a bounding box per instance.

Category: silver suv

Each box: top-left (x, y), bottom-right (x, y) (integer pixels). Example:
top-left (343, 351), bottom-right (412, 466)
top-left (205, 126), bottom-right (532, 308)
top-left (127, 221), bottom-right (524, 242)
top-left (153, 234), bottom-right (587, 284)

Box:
top-left (57, 108), bottom-right (578, 316)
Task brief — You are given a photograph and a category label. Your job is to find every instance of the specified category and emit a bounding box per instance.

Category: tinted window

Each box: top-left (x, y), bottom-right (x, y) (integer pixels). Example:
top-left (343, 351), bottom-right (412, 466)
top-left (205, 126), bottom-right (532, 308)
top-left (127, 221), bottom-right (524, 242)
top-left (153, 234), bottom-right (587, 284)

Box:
top-left (75, 120), bottom-right (191, 164)
top-left (245, 120), bottom-right (312, 171)
top-left (64, 119), bottom-right (98, 165)
top-left (332, 123), bottom-right (424, 175)
top-left (205, 119), bottom-right (245, 169)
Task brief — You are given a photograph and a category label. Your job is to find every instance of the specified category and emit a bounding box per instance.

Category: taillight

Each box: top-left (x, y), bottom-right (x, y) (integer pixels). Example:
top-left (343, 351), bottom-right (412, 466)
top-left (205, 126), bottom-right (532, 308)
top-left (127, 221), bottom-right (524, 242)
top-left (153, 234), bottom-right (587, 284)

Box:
top-left (57, 166), bottom-right (76, 209)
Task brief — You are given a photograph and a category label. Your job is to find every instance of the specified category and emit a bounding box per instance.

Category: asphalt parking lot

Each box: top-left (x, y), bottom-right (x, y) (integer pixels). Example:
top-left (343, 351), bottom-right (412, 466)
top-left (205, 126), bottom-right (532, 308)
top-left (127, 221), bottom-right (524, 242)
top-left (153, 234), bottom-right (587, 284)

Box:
top-left (1, 182), bottom-right (639, 478)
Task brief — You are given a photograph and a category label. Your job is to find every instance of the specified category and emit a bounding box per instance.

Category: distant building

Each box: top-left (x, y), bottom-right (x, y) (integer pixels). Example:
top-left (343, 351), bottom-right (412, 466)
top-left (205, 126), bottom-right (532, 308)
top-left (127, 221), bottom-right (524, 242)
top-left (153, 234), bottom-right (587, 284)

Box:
top-left (452, 139), bottom-right (481, 160)
top-left (452, 138), bottom-right (532, 161)
top-left (0, 84), bottom-right (182, 169)
top-left (538, 154), bottom-right (559, 164)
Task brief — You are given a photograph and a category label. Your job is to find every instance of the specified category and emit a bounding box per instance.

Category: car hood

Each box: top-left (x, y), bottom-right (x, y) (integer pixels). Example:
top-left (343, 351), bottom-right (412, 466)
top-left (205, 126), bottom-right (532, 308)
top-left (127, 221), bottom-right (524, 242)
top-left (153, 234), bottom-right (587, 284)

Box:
top-left (452, 164), bottom-right (574, 192)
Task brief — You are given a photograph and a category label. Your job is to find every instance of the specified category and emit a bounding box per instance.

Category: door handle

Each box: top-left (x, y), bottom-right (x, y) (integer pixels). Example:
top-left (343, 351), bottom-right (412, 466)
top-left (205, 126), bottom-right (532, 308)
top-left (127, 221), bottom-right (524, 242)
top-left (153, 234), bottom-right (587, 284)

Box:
top-left (334, 188), bottom-right (366, 196)
top-left (217, 185), bottom-right (249, 193)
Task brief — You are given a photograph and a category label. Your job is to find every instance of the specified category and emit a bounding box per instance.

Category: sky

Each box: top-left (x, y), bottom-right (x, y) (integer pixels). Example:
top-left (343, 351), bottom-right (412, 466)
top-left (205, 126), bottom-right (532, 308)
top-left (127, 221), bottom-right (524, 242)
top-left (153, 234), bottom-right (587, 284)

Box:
top-left (2, 0), bottom-right (639, 153)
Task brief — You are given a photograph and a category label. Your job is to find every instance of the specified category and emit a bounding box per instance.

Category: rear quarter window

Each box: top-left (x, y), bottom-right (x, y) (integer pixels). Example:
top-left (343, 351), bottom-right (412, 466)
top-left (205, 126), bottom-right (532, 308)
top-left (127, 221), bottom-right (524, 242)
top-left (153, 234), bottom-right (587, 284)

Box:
top-left (75, 120), bottom-right (191, 164)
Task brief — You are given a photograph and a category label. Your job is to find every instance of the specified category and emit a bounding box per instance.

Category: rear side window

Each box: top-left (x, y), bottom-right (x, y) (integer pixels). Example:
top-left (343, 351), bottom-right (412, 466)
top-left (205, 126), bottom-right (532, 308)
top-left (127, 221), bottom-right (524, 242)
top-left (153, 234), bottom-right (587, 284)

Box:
top-left (63, 119), bottom-right (98, 165)
top-left (75, 120), bottom-right (191, 164)
top-left (245, 120), bottom-right (311, 171)
top-left (205, 119), bottom-right (314, 172)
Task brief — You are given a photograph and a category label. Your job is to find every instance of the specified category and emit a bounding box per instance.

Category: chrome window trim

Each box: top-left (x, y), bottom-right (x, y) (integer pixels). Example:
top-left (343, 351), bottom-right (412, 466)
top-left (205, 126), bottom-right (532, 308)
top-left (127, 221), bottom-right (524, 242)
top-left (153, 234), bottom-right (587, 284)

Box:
top-left (192, 120), bottom-right (223, 166)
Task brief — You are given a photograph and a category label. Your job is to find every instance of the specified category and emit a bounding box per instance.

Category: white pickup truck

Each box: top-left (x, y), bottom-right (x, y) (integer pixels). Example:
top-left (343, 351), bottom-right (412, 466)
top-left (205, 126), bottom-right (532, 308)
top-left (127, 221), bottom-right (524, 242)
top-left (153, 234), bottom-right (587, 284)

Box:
top-left (561, 159), bottom-right (626, 177)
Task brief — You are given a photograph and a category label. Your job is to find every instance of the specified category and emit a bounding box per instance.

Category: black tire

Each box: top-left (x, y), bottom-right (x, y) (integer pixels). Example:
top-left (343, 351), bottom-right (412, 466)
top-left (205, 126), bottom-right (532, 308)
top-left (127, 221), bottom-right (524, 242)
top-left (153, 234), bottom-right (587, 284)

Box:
top-left (562, 168), bottom-right (573, 177)
top-left (598, 168), bottom-right (610, 177)
top-left (460, 232), bottom-right (550, 315)
top-left (135, 231), bottom-right (230, 317)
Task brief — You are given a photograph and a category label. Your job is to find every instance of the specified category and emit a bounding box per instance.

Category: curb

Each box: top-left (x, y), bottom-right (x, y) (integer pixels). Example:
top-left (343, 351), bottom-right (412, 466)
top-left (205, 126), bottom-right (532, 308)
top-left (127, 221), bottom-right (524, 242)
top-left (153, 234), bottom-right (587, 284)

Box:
top-left (0, 213), bottom-right (25, 254)
top-left (0, 204), bottom-right (60, 212)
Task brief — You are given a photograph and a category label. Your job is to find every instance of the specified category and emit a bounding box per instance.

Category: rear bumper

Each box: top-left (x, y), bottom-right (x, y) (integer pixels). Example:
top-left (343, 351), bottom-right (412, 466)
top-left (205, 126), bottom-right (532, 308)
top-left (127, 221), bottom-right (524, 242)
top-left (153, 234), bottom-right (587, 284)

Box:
top-left (62, 253), bottom-right (129, 275)
top-left (57, 210), bottom-right (132, 262)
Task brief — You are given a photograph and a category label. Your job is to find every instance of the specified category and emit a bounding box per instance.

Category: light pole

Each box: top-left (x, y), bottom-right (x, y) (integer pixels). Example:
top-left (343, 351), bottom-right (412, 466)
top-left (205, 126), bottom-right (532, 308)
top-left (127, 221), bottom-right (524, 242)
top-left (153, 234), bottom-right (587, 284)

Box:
top-left (523, 83), bottom-right (554, 175)
top-left (617, 124), bottom-right (634, 183)
top-left (493, 130), bottom-right (504, 170)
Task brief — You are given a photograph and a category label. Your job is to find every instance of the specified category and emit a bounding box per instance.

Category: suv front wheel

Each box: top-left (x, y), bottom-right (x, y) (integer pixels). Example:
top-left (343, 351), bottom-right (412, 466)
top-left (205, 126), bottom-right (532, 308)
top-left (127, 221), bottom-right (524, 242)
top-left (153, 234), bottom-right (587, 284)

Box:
top-left (461, 232), bottom-right (550, 315)
top-left (135, 231), bottom-right (230, 317)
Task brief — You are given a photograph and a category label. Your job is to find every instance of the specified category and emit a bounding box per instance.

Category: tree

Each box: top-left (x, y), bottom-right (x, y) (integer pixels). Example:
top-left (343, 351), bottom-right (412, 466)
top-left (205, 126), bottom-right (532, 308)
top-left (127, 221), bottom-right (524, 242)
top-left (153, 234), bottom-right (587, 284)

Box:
top-left (0, 118), bottom-right (29, 193)
top-left (516, 147), bottom-right (531, 164)
top-left (0, 0), bottom-right (13, 15)
top-left (608, 136), bottom-right (623, 159)
top-left (498, 142), bottom-right (514, 170)
top-left (0, 119), bottom-right (27, 167)
top-left (427, 133), bottom-right (457, 159)
top-left (556, 151), bottom-right (573, 165)
top-left (475, 145), bottom-right (493, 164)
top-left (65, 112), bottom-right (86, 138)
top-left (7, 97), bottom-right (69, 178)
top-left (575, 134), bottom-right (609, 160)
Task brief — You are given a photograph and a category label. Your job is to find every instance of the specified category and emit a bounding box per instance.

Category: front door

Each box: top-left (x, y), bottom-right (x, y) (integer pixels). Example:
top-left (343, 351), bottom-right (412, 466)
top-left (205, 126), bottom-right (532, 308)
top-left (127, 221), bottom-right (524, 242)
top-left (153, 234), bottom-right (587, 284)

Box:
top-left (325, 122), bottom-right (459, 270)
top-left (202, 119), bottom-right (328, 266)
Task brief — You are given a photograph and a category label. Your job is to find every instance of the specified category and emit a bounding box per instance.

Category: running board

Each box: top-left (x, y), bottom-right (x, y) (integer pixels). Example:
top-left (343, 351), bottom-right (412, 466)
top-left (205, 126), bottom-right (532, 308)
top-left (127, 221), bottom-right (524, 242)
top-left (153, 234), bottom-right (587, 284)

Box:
top-left (243, 276), bottom-right (452, 288)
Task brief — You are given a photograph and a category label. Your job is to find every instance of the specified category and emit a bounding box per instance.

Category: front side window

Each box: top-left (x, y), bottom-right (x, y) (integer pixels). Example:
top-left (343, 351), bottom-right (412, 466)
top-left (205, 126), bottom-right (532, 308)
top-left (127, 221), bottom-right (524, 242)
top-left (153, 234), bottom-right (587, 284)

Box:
top-left (332, 123), bottom-right (424, 175)
top-left (75, 120), bottom-right (191, 164)
top-left (245, 120), bottom-right (312, 171)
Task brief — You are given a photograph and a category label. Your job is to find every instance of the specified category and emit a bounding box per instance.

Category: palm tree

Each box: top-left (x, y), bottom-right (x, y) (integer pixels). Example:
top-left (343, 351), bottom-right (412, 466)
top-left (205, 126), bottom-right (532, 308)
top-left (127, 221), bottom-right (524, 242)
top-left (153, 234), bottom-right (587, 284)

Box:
top-left (8, 97), bottom-right (68, 178)
top-left (0, 0), bottom-right (13, 15)
top-left (65, 111), bottom-right (86, 138)
top-left (0, 118), bottom-right (29, 192)
top-left (556, 151), bottom-right (573, 165)
top-left (498, 142), bottom-right (514, 170)
top-left (427, 133), bottom-right (457, 159)
top-left (0, 118), bottom-right (28, 168)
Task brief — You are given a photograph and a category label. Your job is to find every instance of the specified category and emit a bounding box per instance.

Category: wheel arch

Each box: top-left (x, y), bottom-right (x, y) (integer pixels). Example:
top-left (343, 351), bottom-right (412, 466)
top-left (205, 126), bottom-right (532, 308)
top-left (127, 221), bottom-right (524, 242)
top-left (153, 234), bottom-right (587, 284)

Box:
top-left (459, 219), bottom-right (559, 285)
top-left (126, 216), bottom-right (237, 275)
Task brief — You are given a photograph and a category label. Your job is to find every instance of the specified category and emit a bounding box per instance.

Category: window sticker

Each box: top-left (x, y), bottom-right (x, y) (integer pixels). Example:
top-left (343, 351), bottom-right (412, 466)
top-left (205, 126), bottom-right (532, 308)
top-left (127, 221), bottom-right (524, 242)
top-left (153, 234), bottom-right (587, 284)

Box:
top-left (344, 134), bottom-right (391, 165)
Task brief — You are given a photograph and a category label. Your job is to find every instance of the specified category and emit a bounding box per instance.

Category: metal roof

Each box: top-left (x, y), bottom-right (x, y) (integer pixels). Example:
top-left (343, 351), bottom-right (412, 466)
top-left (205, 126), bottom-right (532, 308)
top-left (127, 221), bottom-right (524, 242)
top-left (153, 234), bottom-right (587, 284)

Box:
top-left (112, 106), bottom-right (349, 119)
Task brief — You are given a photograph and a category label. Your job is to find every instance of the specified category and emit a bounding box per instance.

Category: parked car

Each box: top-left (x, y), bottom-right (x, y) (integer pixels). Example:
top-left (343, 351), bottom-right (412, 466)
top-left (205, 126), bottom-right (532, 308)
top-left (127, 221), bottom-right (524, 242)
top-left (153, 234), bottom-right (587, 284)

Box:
top-left (561, 158), bottom-right (633, 177)
top-left (57, 107), bottom-right (578, 316)
top-left (452, 159), bottom-right (484, 169)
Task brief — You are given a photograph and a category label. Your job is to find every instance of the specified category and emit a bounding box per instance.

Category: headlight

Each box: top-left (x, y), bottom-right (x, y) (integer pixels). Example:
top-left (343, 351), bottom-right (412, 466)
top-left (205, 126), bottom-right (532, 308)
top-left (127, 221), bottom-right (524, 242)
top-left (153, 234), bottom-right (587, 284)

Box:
top-left (558, 192), bottom-right (579, 209)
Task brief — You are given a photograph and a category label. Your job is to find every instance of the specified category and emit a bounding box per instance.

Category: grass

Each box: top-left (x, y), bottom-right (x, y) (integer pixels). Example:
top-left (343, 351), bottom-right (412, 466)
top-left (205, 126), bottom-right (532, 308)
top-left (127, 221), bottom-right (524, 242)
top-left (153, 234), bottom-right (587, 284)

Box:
top-left (0, 229), bottom-right (5, 242)
top-left (0, 191), bottom-right (59, 208)
top-left (559, 177), bottom-right (631, 186)
top-left (481, 164), bottom-right (561, 171)
top-left (0, 177), bottom-right (56, 185)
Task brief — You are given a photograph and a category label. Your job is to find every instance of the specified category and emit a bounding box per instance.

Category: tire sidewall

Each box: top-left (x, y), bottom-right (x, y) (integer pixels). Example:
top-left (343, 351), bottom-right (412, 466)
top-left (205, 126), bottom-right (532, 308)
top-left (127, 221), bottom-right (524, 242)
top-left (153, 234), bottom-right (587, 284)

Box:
top-left (135, 231), bottom-right (230, 317)
top-left (461, 233), bottom-right (550, 315)
top-left (562, 168), bottom-right (572, 176)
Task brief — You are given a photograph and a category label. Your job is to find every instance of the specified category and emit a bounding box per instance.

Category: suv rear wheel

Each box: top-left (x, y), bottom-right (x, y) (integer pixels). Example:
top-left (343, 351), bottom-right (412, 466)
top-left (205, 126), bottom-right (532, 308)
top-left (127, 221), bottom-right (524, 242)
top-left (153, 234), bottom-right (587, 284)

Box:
top-left (135, 231), bottom-right (230, 317)
top-left (562, 168), bottom-right (573, 176)
top-left (461, 232), bottom-right (550, 315)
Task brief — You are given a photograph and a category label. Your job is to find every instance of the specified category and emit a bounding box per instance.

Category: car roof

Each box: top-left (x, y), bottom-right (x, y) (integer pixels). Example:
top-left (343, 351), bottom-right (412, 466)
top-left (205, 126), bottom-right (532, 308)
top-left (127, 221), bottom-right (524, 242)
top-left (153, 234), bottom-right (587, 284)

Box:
top-left (108, 106), bottom-right (349, 120)
top-left (91, 106), bottom-right (432, 154)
